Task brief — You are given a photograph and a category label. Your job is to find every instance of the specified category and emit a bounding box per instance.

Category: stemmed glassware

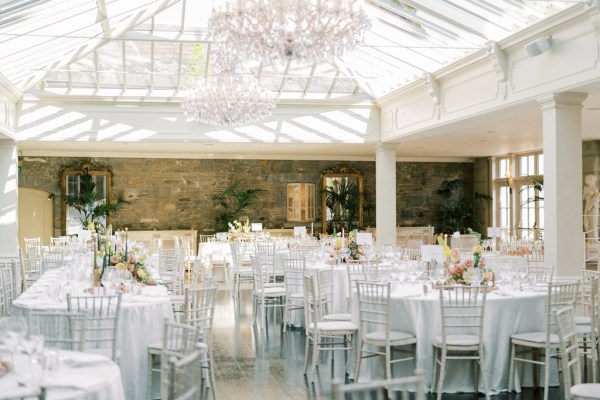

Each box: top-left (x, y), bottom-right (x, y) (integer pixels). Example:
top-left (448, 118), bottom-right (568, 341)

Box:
top-left (0, 317), bottom-right (27, 369)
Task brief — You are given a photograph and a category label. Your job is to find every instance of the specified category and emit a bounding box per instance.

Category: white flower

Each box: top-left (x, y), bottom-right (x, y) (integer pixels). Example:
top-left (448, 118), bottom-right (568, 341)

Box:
top-left (463, 268), bottom-right (477, 284)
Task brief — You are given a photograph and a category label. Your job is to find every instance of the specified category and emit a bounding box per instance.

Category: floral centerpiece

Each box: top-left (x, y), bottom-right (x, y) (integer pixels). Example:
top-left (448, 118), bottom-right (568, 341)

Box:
top-left (330, 230), bottom-right (365, 262)
top-left (97, 236), bottom-right (155, 285)
top-left (346, 230), bottom-right (365, 260)
top-left (437, 235), bottom-right (494, 286)
top-left (228, 219), bottom-right (251, 241)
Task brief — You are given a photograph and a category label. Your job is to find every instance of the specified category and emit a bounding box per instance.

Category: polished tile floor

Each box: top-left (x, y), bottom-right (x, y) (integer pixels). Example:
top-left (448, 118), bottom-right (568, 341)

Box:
top-left (210, 283), bottom-right (562, 400)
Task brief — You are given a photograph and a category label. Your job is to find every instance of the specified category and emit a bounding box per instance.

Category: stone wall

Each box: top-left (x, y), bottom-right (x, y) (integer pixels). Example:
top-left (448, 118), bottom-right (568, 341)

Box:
top-left (18, 156), bottom-right (474, 235)
top-left (396, 161), bottom-right (474, 229)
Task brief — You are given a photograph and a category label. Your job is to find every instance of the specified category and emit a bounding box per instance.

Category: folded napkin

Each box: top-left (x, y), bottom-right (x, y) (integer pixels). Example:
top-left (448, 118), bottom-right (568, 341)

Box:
top-left (60, 352), bottom-right (111, 368)
top-left (141, 285), bottom-right (168, 297)
top-left (42, 374), bottom-right (105, 390)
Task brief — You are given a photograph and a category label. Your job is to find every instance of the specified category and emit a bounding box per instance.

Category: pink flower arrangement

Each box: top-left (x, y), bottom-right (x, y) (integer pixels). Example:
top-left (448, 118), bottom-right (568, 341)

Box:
top-left (445, 245), bottom-right (493, 286)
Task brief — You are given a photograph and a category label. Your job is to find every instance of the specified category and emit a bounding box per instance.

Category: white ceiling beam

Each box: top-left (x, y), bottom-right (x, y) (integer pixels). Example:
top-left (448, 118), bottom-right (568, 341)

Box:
top-left (332, 57), bottom-right (377, 98)
top-left (396, 0), bottom-right (502, 41)
top-left (118, 30), bottom-right (212, 43)
top-left (15, 0), bottom-right (181, 92)
top-left (95, 0), bottom-right (112, 38)
top-left (0, 71), bottom-right (23, 101)
top-left (303, 64), bottom-right (317, 96)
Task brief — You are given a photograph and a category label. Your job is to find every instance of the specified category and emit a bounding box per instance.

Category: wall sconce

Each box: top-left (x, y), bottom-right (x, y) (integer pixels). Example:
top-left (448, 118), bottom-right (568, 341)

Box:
top-left (504, 171), bottom-right (514, 194)
top-left (48, 193), bottom-right (55, 201)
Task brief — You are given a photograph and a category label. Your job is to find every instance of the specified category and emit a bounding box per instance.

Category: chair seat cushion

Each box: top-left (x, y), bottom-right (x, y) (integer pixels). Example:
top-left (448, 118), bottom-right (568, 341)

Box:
top-left (323, 313), bottom-right (351, 321)
top-left (169, 294), bottom-right (185, 302)
top-left (365, 330), bottom-right (415, 343)
top-left (310, 320), bottom-right (357, 332)
top-left (261, 287), bottom-right (286, 296)
top-left (571, 383), bottom-right (600, 399)
top-left (433, 334), bottom-right (479, 347)
top-left (265, 282), bottom-right (284, 288)
top-left (575, 316), bottom-right (592, 325)
top-left (576, 324), bottom-right (596, 335)
top-left (511, 331), bottom-right (559, 344)
top-left (237, 268), bottom-right (253, 276)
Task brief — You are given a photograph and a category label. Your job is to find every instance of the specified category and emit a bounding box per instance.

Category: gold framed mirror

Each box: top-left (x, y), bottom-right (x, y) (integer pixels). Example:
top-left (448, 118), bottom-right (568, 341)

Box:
top-left (321, 166), bottom-right (363, 234)
top-left (60, 162), bottom-right (112, 235)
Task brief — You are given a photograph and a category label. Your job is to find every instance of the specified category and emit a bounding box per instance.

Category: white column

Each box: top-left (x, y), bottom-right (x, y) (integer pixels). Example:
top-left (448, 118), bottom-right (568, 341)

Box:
top-left (538, 92), bottom-right (587, 277)
top-left (0, 139), bottom-right (19, 261)
top-left (375, 142), bottom-right (397, 247)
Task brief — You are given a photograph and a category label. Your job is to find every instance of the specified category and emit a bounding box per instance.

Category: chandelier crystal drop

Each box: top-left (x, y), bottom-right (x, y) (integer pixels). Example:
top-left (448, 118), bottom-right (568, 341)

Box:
top-left (210, 0), bottom-right (371, 65)
top-left (181, 74), bottom-right (275, 126)
top-left (181, 50), bottom-right (275, 127)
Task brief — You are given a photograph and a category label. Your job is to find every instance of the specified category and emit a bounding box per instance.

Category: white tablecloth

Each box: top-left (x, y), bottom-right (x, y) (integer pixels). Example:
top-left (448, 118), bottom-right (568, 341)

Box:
top-left (12, 270), bottom-right (174, 400)
top-left (352, 286), bottom-right (552, 394)
top-left (0, 350), bottom-right (125, 400)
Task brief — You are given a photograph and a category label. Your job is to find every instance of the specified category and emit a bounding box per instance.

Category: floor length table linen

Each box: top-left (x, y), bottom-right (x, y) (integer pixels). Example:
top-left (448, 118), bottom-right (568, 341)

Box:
top-left (11, 270), bottom-right (174, 400)
top-left (351, 287), bottom-right (552, 394)
top-left (0, 350), bottom-right (125, 400)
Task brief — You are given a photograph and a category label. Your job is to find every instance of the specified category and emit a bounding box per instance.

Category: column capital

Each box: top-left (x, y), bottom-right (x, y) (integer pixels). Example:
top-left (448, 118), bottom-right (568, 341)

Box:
top-left (538, 92), bottom-right (588, 110)
top-left (375, 142), bottom-right (397, 154)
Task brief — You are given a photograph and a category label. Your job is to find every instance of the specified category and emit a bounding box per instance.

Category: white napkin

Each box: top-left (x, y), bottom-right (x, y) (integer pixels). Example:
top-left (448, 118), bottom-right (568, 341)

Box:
top-left (141, 285), bottom-right (168, 297)
top-left (60, 352), bottom-right (111, 368)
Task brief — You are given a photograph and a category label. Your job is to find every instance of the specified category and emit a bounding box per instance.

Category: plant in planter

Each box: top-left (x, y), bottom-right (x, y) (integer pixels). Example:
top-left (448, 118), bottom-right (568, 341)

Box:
top-left (64, 170), bottom-right (129, 230)
top-left (436, 178), bottom-right (491, 234)
top-left (211, 181), bottom-right (266, 231)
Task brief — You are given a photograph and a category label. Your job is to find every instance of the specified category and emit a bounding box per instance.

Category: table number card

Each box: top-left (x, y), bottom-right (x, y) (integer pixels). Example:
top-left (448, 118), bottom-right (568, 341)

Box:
top-left (356, 232), bottom-right (373, 246)
top-left (487, 227), bottom-right (502, 238)
top-left (421, 244), bottom-right (445, 264)
top-left (294, 226), bottom-right (307, 236)
top-left (78, 228), bottom-right (92, 242)
top-left (251, 223), bottom-right (263, 231)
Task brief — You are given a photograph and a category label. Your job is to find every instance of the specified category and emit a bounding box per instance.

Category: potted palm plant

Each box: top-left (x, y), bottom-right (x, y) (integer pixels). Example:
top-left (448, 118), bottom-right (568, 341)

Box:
top-left (64, 170), bottom-right (129, 230)
top-left (211, 181), bottom-right (266, 231)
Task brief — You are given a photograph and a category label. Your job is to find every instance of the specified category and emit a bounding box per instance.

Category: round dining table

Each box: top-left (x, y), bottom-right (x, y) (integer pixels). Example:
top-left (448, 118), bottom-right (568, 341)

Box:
top-left (352, 284), bottom-right (554, 394)
top-left (11, 269), bottom-right (174, 400)
top-left (0, 349), bottom-right (125, 400)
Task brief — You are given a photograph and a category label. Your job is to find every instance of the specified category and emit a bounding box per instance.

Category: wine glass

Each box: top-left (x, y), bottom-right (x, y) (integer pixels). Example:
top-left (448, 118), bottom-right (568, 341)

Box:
top-left (515, 265), bottom-right (528, 290)
top-left (0, 317), bottom-right (27, 367)
top-left (20, 334), bottom-right (44, 380)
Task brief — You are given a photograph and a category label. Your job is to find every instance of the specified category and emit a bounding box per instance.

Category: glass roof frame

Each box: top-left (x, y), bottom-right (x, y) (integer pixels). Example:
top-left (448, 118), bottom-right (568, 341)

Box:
top-left (0, 0), bottom-right (579, 101)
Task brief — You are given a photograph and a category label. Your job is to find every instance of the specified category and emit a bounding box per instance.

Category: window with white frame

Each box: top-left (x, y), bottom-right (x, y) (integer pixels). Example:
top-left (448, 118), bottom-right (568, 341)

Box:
top-left (493, 152), bottom-right (544, 240)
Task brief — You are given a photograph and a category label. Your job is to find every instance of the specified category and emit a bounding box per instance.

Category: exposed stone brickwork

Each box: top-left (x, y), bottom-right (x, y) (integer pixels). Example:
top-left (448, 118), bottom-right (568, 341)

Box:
top-left (396, 161), bottom-right (474, 229)
top-left (18, 156), bottom-right (473, 234)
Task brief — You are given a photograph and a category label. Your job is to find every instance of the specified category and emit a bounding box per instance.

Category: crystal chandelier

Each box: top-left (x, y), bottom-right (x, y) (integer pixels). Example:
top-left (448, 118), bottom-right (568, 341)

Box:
top-left (181, 51), bottom-right (275, 127)
top-left (210, 0), bottom-right (371, 65)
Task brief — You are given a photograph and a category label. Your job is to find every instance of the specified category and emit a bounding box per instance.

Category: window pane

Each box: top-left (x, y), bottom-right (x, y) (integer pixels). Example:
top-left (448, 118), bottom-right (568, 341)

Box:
top-left (520, 185), bottom-right (537, 240)
top-left (538, 154), bottom-right (544, 175)
top-left (499, 186), bottom-right (510, 230)
top-left (498, 158), bottom-right (509, 179)
top-left (520, 155), bottom-right (535, 176)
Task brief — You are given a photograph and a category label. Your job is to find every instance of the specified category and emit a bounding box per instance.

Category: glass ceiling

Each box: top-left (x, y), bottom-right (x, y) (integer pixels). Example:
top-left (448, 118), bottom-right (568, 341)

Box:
top-left (0, 0), bottom-right (576, 101)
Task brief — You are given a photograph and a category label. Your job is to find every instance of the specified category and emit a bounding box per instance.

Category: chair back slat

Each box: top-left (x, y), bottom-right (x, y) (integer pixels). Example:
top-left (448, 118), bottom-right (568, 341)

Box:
top-left (356, 281), bottom-right (391, 340)
top-left (159, 320), bottom-right (203, 400)
top-left (555, 305), bottom-right (583, 397)
top-left (183, 286), bottom-right (217, 344)
top-left (438, 285), bottom-right (487, 344)
top-left (67, 293), bottom-right (122, 361)
top-left (28, 310), bottom-right (87, 351)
